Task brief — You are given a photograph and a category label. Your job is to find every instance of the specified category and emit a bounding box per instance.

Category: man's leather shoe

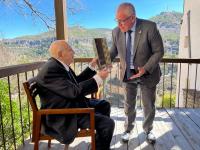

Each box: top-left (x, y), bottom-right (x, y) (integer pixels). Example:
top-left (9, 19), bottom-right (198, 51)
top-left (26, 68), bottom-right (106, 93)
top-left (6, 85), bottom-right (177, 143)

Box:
top-left (121, 131), bottom-right (130, 142)
top-left (146, 132), bottom-right (156, 144)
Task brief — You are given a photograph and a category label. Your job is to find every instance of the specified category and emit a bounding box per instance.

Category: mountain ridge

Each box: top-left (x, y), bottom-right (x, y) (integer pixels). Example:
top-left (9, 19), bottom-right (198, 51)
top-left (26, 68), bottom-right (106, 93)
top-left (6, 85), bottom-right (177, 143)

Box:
top-left (0, 11), bottom-right (182, 66)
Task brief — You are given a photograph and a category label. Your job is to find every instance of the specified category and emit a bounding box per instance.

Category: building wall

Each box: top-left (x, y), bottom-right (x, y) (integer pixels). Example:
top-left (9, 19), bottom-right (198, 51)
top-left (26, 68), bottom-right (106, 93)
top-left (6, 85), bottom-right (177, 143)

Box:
top-left (176, 0), bottom-right (200, 107)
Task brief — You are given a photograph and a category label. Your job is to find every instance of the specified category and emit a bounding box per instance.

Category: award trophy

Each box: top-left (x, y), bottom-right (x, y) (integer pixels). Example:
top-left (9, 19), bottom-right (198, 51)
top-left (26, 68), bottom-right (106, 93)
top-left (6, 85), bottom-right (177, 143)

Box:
top-left (93, 38), bottom-right (111, 69)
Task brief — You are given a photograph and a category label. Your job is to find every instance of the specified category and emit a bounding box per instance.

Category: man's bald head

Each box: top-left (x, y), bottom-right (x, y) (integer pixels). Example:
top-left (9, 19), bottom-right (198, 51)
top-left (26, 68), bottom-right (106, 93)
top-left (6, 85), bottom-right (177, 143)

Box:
top-left (49, 40), bottom-right (69, 58)
top-left (49, 40), bottom-right (74, 65)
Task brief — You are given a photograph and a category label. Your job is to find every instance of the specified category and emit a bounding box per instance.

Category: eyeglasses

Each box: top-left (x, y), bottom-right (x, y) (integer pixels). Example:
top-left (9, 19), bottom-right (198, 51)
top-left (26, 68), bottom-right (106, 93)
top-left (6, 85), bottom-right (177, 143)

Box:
top-left (115, 15), bottom-right (133, 24)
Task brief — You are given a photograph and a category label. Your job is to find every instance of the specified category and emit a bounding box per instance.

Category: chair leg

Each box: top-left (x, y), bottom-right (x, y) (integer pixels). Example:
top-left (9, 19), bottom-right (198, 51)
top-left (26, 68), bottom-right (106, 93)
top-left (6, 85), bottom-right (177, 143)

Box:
top-left (32, 114), bottom-right (36, 142)
top-left (90, 111), bottom-right (95, 150)
top-left (64, 144), bottom-right (69, 150)
top-left (34, 114), bottom-right (41, 150)
top-left (34, 124), bottom-right (39, 150)
top-left (91, 134), bottom-right (95, 150)
top-left (48, 139), bottom-right (51, 148)
top-left (34, 141), bottom-right (39, 150)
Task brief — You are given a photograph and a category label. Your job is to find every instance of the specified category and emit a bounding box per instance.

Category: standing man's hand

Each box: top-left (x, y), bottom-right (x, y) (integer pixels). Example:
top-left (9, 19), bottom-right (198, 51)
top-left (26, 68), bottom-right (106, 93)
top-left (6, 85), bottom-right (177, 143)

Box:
top-left (129, 67), bottom-right (146, 80)
top-left (98, 68), bottom-right (110, 80)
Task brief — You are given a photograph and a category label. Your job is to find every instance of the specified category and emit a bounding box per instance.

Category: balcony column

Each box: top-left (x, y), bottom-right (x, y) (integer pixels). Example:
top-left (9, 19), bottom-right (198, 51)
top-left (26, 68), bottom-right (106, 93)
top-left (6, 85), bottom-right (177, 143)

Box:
top-left (54, 0), bottom-right (68, 40)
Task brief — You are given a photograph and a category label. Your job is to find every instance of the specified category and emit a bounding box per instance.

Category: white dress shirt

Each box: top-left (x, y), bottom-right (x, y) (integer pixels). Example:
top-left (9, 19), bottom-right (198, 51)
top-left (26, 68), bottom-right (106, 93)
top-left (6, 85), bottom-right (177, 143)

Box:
top-left (56, 59), bottom-right (103, 87)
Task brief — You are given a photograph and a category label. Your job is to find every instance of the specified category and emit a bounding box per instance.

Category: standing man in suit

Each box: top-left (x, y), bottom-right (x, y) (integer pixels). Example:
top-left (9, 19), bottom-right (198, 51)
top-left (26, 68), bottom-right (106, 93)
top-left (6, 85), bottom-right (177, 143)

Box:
top-left (110, 2), bottom-right (164, 144)
top-left (36, 40), bottom-right (114, 150)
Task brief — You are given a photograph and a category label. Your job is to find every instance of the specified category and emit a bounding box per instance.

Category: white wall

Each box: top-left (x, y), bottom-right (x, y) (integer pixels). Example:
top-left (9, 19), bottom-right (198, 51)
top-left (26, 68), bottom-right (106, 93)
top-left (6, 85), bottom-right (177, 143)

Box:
top-left (176, 0), bottom-right (200, 107)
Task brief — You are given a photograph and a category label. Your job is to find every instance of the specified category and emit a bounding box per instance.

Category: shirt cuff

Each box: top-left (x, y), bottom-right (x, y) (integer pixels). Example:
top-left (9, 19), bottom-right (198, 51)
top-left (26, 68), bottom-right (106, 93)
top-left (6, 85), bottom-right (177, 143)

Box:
top-left (88, 63), bottom-right (96, 71)
top-left (93, 74), bottom-right (103, 87)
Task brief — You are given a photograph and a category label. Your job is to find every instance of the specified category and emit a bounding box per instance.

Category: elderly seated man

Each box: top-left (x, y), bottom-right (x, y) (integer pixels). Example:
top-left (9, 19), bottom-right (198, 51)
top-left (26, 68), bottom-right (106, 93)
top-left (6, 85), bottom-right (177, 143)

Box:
top-left (35, 40), bottom-right (115, 150)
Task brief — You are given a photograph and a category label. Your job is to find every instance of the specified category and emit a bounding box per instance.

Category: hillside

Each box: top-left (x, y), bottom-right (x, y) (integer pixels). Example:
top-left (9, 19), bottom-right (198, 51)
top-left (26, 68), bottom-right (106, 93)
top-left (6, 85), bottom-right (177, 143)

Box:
top-left (151, 11), bottom-right (182, 32)
top-left (150, 11), bottom-right (182, 57)
top-left (0, 11), bottom-right (182, 66)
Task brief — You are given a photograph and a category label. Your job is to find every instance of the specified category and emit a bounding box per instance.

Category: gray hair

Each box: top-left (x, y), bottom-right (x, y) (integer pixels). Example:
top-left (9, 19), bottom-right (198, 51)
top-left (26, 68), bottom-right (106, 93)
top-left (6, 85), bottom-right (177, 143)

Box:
top-left (117, 2), bottom-right (136, 16)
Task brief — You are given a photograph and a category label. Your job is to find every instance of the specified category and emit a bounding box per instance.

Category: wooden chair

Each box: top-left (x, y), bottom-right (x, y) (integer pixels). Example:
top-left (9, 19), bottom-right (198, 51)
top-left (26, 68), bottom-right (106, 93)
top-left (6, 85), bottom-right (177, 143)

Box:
top-left (23, 78), bottom-right (95, 150)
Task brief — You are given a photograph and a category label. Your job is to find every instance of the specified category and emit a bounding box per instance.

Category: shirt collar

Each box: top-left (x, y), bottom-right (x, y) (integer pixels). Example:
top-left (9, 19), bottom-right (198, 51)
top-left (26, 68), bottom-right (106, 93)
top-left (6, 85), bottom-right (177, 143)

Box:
top-left (56, 58), bottom-right (70, 71)
top-left (129, 20), bottom-right (137, 32)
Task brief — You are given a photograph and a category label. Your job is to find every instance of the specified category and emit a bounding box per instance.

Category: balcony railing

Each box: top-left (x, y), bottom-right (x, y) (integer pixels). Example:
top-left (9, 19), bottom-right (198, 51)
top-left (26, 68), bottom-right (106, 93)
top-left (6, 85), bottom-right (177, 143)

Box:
top-left (0, 58), bottom-right (200, 150)
top-left (0, 61), bottom-right (45, 150)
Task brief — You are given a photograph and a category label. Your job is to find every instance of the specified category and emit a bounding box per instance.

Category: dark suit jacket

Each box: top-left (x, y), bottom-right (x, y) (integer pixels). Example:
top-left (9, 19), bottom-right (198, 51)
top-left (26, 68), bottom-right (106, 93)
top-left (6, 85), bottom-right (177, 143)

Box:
top-left (110, 18), bottom-right (164, 87)
top-left (35, 57), bottom-right (98, 144)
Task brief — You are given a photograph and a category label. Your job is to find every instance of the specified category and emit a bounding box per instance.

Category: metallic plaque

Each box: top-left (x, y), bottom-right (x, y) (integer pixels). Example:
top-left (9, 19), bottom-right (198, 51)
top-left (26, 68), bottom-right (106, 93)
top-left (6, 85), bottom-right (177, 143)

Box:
top-left (93, 38), bottom-right (111, 69)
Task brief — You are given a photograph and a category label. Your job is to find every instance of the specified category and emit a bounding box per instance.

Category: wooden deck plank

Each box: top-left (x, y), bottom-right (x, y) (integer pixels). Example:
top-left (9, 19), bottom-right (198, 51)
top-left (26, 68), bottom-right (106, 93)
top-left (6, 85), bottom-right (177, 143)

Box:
top-left (166, 109), bottom-right (200, 150)
top-left (128, 123), bottom-right (140, 150)
top-left (156, 109), bottom-right (192, 150)
top-left (127, 109), bottom-right (141, 150)
top-left (136, 109), bottom-right (154, 150)
top-left (68, 137), bottom-right (90, 150)
top-left (182, 109), bottom-right (200, 127)
top-left (20, 108), bottom-right (200, 150)
top-left (110, 107), bottom-right (128, 150)
top-left (153, 109), bottom-right (170, 150)
top-left (192, 108), bottom-right (200, 117)
top-left (20, 139), bottom-right (66, 150)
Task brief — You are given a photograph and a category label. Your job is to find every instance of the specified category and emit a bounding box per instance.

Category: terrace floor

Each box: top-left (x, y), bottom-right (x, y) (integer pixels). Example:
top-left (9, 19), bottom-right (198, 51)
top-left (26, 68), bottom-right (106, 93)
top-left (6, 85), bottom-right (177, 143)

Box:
top-left (20, 107), bottom-right (200, 150)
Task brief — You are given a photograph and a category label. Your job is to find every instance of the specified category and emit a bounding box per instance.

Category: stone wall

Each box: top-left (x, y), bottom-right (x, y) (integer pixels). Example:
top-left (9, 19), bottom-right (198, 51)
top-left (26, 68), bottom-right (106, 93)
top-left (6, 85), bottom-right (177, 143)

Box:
top-left (183, 89), bottom-right (200, 108)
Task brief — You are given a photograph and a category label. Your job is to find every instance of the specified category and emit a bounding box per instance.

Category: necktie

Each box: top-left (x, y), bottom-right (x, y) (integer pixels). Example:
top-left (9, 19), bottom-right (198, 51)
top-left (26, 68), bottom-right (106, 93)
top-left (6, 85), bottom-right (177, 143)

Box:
top-left (126, 30), bottom-right (132, 79)
top-left (68, 69), bottom-right (78, 85)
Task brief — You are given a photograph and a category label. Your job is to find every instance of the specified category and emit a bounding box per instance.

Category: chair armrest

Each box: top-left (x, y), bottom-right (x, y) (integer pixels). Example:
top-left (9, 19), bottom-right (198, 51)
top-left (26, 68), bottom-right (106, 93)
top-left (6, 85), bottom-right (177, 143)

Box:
top-left (38, 108), bottom-right (94, 115)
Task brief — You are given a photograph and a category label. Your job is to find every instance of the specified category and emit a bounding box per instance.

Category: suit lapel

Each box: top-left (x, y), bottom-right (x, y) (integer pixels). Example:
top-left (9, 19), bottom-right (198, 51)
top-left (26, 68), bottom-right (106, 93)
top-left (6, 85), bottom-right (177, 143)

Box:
top-left (52, 57), bottom-right (69, 75)
top-left (133, 18), bottom-right (142, 59)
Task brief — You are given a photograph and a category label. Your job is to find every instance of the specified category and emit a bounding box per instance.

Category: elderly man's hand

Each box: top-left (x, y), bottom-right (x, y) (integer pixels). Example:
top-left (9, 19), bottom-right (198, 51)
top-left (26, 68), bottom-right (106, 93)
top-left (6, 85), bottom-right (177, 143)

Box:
top-left (90, 58), bottom-right (98, 68)
top-left (98, 68), bottom-right (110, 80)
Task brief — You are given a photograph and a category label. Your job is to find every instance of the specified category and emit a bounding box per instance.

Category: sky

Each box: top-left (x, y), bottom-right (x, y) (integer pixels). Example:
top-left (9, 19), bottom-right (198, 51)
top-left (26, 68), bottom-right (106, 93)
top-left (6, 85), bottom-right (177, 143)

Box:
top-left (0, 0), bottom-right (184, 39)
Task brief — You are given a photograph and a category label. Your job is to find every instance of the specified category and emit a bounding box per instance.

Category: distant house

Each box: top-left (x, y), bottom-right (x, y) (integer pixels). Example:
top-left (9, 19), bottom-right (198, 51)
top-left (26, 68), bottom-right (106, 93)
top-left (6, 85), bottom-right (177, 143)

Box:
top-left (176, 0), bottom-right (200, 107)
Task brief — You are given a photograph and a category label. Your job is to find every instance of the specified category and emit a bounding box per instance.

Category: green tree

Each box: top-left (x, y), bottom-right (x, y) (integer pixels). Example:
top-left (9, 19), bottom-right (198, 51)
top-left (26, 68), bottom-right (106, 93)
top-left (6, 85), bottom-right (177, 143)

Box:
top-left (162, 93), bottom-right (176, 108)
top-left (0, 80), bottom-right (30, 149)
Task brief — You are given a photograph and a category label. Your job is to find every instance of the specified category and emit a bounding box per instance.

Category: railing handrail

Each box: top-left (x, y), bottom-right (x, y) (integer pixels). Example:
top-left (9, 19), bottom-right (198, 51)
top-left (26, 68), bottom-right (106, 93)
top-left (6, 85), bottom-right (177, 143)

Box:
top-left (0, 61), bottom-right (46, 78)
top-left (161, 58), bottom-right (200, 63)
top-left (74, 57), bottom-right (200, 63)
top-left (1, 58), bottom-right (200, 78)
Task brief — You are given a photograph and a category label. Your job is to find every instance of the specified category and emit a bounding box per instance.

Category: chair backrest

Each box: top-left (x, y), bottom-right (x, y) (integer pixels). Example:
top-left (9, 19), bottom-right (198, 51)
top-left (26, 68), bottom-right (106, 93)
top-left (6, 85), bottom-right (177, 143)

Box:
top-left (23, 78), bottom-right (39, 112)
